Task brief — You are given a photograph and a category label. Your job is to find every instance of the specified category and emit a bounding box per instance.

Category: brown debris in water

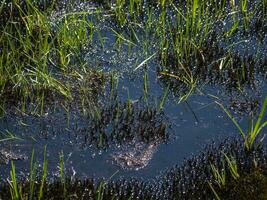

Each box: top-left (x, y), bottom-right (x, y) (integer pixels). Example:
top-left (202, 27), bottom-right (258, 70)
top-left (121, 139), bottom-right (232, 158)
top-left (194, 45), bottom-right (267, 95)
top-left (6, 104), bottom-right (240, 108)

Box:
top-left (0, 149), bottom-right (27, 165)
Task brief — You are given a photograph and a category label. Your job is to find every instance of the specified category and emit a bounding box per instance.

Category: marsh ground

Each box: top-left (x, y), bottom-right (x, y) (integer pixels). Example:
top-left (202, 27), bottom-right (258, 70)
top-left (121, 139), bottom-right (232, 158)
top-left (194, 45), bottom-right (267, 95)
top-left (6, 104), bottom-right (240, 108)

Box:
top-left (0, 0), bottom-right (266, 199)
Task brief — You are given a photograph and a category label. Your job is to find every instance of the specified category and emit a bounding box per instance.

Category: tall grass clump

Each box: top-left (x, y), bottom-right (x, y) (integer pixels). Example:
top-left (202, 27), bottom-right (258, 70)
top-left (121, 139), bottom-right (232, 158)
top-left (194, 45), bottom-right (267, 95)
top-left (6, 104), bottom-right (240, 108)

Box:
top-left (160, 0), bottom-right (212, 65)
top-left (7, 148), bottom-right (47, 200)
top-left (0, 0), bottom-right (103, 114)
top-left (155, 0), bottom-right (267, 102)
top-left (156, 0), bottom-right (214, 101)
top-left (3, 149), bottom-right (119, 200)
top-left (0, 0), bottom-right (68, 110)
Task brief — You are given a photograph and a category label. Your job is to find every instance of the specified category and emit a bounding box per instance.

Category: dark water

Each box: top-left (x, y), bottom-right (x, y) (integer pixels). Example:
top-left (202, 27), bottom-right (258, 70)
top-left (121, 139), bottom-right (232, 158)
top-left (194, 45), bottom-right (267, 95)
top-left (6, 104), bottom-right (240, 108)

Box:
top-left (0, 1), bottom-right (266, 181)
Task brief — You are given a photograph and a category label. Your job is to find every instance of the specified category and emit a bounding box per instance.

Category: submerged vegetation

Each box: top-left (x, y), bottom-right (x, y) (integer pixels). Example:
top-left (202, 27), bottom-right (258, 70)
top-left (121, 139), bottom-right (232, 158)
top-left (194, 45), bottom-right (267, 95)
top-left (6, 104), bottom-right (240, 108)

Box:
top-left (86, 99), bottom-right (169, 148)
top-left (0, 0), bottom-right (266, 199)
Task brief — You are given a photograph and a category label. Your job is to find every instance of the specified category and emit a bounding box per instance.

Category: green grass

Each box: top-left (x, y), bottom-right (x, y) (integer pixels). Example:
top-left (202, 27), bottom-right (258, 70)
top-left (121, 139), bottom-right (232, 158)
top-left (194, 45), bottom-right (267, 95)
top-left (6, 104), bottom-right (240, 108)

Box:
top-left (216, 96), bottom-right (267, 151)
top-left (5, 149), bottom-right (118, 200)
top-left (209, 158), bottom-right (267, 200)
top-left (210, 161), bottom-right (226, 189)
top-left (208, 95), bottom-right (267, 199)
top-left (0, 0), bottom-right (266, 199)
top-left (0, 0), bottom-right (265, 109)
top-left (0, 130), bottom-right (21, 142)
top-left (7, 148), bottom-right (46, 200)
top-left (223, 152), bottom-right (240, 180)
top-left (0, 0), bottom-right (106, 114)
